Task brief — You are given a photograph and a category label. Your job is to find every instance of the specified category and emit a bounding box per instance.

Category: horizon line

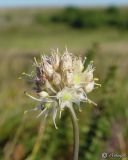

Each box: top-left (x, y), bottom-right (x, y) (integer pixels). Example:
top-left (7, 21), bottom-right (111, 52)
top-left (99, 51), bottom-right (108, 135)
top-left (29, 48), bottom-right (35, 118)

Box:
top-left (0, 3), bottom-right (128, 9)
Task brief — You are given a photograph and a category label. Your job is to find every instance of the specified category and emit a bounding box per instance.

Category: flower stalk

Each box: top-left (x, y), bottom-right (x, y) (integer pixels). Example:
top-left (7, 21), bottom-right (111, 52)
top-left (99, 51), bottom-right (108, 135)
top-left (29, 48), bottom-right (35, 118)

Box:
top-left (68, 105), bottom-right (79, 160)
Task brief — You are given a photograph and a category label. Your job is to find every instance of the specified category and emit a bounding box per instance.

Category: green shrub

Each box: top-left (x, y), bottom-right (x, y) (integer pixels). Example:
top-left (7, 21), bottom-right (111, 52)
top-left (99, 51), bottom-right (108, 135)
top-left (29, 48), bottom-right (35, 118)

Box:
top-left (35, 13), bottom-right (45, 24)
top-left (106, 6), bottom-right (120, 14)
top-left (51, 6), bottom-right (128, 30)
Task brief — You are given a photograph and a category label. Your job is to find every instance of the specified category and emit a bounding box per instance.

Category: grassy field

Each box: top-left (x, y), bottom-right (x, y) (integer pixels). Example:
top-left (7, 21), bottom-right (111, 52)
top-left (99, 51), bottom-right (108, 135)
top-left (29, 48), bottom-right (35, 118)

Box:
top-left (0, 7), bottom-right (128, 54)
top-left (0, 7), bottom-right (128, 160)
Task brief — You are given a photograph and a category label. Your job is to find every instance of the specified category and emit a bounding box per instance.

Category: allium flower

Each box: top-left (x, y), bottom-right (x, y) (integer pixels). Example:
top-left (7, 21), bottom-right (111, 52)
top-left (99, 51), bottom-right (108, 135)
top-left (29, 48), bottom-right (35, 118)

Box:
top-left (24, 48), bottom-right (100, 128)
top-left (23, 48), bottom-right (100, 160)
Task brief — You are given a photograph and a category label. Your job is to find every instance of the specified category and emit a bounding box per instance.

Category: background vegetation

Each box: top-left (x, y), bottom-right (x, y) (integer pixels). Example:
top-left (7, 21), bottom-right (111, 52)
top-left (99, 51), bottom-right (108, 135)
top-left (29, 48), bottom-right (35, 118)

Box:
top-left (0, 6), bottom-right (128, 160)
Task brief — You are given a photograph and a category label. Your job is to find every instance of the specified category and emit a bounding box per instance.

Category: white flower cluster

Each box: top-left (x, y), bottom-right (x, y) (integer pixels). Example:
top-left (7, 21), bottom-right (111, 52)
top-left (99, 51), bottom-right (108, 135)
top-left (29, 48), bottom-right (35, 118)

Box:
top-left (24, 48), bottom-right (100, 129)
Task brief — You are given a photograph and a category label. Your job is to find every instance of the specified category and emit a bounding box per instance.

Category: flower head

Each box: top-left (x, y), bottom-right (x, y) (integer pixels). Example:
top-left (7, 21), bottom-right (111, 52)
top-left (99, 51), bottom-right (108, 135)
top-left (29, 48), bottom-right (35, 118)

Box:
top-left (24, 48), bottom-right (100, 128)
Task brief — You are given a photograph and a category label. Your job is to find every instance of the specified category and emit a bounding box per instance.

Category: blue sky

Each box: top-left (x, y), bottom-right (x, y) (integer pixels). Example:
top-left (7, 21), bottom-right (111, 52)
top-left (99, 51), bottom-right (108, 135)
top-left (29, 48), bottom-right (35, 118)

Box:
top-left (0, 0), bottom-right (128, 8)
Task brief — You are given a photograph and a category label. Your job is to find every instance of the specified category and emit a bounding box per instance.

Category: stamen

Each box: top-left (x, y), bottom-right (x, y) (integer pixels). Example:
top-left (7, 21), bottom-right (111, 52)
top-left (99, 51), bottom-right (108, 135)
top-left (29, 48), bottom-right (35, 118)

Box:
top-left (59, 109), bottom-right (64, 119)
top-left (34, 57), bottom-right (39, 67)
top-left (82, 57), bottom-right (86, 65)
top-left (87, 98), bottom-right (97, 106)
top-left (37, 108), bottom-right (47, 118)
top-left (22, 72), bottom-right (31, 77)
top-left (94, 83), bottom-right (101, 87)
top-left (24, 107), bottom-right (38, 114)
top-left (24, 91), bottom-right (42, 102)
top-left (94, 78), bottom-right (99, 81)
top-left (65, 46), bottom-right (68, 52)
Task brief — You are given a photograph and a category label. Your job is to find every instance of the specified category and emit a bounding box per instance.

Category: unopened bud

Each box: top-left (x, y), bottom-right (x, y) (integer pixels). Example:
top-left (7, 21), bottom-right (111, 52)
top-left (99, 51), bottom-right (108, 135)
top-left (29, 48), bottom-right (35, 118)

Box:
top-left (84, 81), bottom-right (94, 93)
top-left (84, 70), bottom-right (93, 82)
top-left (38, 91), bottom-right (49, 98)
top-left (51, 51), bottom-right (60, 71)
top-left (53, 72), bottom-right (61, 85)
top-left (61, 51), bottom-right (72, 71)
top-left (42, 57), bottom-right (54, 77)
top-left (63, 70), bottom-right (73, 86)
top-left (73, 57), bottom-right (84, 72)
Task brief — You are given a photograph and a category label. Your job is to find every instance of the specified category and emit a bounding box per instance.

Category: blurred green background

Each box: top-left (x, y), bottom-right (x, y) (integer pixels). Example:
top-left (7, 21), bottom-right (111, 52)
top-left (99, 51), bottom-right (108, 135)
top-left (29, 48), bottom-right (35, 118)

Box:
top-left (0, 2), bottom-right (128, 160)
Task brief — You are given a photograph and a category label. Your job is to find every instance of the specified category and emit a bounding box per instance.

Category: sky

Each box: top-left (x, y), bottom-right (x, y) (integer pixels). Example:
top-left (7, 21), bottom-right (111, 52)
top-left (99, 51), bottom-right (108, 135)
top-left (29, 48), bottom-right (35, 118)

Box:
top-left (0, 0), bottom-right (128, 8)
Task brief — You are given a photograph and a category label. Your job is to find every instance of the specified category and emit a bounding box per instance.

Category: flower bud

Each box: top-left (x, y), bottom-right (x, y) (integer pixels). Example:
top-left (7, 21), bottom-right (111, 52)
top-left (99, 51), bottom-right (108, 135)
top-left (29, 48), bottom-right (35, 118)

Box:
top-left (63, 70), bottom-right (73, 86)
top-left (42, 56), bottom-right (54, 78)
top-left (61, 51), bottom-right (72, 72)
top-left (38, 91), bottom-right (49, 98)
top-left (84, 70), bottom-right (93, 82)
top-left (84, 81), bottom-right (94, 93)
top-left (51, 51), bottom-right (60, 71)
top-left (53, 72), bottom-right (61, 85)
top-left (84, 61), bottom-right (94, 82)
top-left (73, 57), bottom-right (84, 72)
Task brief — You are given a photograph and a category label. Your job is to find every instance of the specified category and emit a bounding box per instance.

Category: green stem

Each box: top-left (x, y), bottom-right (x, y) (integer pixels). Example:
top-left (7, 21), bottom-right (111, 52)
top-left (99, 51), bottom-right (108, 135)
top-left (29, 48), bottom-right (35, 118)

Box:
top-left (68, 105), bottom-right (79, 160)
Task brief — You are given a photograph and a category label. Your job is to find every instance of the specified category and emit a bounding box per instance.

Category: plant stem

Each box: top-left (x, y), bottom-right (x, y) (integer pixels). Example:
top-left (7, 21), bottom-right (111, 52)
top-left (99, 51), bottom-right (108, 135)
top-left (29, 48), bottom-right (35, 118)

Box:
top-left (68, 105), bottom-right (79, 160)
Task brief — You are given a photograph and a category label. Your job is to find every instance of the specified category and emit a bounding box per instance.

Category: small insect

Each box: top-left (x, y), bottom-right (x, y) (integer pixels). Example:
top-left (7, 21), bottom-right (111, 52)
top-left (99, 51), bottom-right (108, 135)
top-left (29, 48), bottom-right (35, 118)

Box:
top-left (40, 104), bottom-right (44, 110)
